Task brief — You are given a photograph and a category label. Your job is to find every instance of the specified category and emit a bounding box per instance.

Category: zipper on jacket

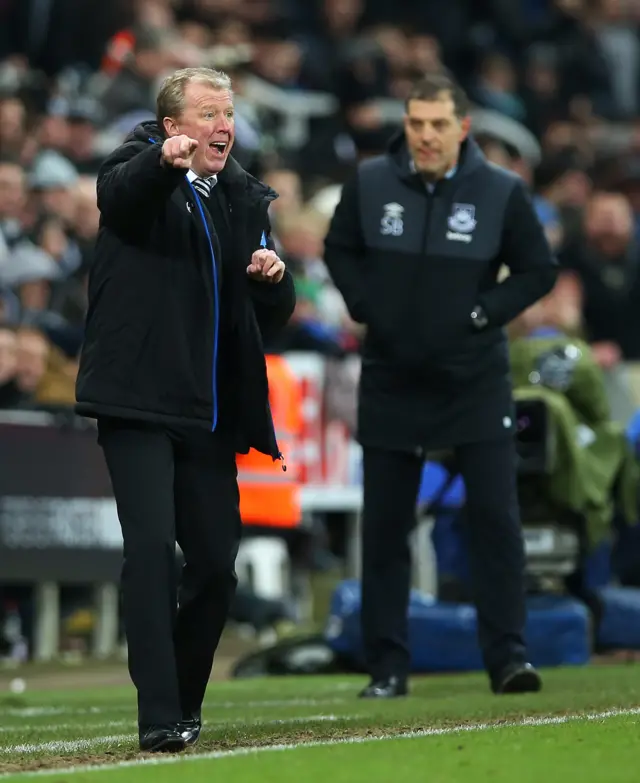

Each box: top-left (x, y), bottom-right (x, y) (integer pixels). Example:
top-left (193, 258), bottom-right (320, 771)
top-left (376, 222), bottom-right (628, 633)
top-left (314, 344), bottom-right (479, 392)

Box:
top-left (188, 181), bottom-right (219, 432)
top-left (421, 187), bottom-right (435, 255)
top-left (410, 188), bottom-right (434, 321)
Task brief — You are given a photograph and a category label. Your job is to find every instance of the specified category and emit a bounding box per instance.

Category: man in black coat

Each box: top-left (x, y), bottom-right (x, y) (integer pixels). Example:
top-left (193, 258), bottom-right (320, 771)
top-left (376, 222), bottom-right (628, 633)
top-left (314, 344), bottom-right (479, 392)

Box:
top-left (75, 67), bottom-right (295, 752)
top-left (324, 72), bottom-right (557, 698)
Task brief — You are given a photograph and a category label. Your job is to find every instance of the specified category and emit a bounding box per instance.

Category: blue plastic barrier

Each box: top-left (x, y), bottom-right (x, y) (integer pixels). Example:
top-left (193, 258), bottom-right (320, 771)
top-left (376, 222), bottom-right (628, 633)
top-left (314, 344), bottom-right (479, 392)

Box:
top-left (418, 462), bottom-right (465, 509)
top-left (626, 410), bottom-right (640, 458)
top-left (596, 585), bottom-right (640, 649)
top-left (325, 579), bottom-right (591, 672)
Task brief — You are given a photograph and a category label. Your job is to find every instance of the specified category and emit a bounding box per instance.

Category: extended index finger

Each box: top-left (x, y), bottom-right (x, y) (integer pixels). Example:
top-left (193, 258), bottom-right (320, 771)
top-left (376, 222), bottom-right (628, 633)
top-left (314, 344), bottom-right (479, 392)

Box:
top-left (179, 137), bottom-right (193, 156)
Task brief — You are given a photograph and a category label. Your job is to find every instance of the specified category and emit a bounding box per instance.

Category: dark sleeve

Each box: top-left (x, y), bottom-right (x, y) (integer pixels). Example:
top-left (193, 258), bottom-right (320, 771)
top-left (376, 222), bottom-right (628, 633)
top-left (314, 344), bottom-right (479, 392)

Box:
top-left (478, 178), bottom-right (558, 328)
top-left (96, 142), bottom-right (186, 233)
top-left (247, 213), bottom-right (296, 335)
top-left (248, 270), bottom-right (296, 336)
top-left (323, 172), bottom-right (368, 324)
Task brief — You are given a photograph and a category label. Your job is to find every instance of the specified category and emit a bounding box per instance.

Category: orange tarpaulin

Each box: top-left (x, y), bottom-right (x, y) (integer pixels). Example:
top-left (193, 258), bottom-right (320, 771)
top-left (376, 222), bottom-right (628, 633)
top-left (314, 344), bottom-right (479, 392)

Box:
top-left (237, 355), bottom-right (302, 527)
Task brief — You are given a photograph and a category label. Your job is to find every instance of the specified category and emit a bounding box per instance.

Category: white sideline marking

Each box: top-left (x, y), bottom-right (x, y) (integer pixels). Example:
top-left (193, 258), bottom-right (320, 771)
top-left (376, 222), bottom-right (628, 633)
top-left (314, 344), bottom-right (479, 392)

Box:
top-left (0, 714), bottom-right (358, 755)
top-left (0, 721), bottom-right (130, 735)
top-left (1, 735), bottom-right (131, 755)
top-left (2, 706), bottom-right (639, 778)
top-left (0, 698), bottom-right (347, 719)
top-left (0, 713), bottom-right (356, 736)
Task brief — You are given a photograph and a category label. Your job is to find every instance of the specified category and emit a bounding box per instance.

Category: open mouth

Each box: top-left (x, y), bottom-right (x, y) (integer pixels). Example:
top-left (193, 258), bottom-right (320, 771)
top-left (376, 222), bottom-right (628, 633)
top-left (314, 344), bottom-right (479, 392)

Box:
top-left (210, 141), bottom-right (228, 156)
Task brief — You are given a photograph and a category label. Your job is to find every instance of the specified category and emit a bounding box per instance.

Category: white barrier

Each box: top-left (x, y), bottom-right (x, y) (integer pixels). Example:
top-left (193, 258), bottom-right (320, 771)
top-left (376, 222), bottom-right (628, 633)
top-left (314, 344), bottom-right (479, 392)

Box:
top-left (235, 538), bottom-right (291, 600)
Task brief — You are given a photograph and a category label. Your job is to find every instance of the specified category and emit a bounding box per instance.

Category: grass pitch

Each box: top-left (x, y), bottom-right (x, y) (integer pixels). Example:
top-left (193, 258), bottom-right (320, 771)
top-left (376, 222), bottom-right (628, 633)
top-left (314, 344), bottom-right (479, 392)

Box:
top-left (0, 663), bottom-right (638, 781)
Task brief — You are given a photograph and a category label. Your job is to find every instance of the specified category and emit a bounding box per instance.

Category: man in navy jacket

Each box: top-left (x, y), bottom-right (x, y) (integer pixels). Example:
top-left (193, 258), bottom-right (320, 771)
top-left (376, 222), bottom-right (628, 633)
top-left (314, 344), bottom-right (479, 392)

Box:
top-left (325, 71), bottom-right (557, 699)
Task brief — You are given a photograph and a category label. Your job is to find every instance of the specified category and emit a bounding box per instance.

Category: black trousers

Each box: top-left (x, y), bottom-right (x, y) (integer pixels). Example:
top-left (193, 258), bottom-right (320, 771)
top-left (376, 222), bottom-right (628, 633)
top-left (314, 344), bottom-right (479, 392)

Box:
top-left (361, 437), bottom-right (526, 681)
top-left (97, 418), bottom-right (241, 727)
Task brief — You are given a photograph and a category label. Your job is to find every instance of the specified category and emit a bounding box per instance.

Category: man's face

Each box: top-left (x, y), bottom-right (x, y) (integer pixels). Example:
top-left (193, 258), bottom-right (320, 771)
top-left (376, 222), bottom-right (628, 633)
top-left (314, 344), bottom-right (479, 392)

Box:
top-left (585, 194), bottom-right (633, 256)
top-left (0, 329), bottom-right (17, 385)
top-left (15, 331), bottom-right (49, 394)
top-left (165, 82), bottom-right (235, 177)
top-left (38, 187), bottom-right (76, 223)
top-left (403, 93), bottom-right (470, 180)
top-left (0, 163), bottom-right (26, 219)
top-left (586, 194), bottom-right (633, 240)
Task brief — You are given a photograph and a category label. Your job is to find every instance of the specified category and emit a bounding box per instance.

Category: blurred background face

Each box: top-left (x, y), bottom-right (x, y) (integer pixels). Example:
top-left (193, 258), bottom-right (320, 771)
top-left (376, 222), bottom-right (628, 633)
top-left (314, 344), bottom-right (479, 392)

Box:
top-left (481, 54), bottom-right (517, 93)
top-left (479, 140), bottom-right (513, 170)
top-left (253, 40), bottom-right (302, 85)
top-left (323, 0), bottom-right (363, 34)
top-left (0, 163), bottom-right (26, 219)
top-left (0, 98), bottom-right (27, 152)
top-left (14, 330), bottom-right (49, 393)
top-left (403, 93), bottom-right (470, 179)
top-left (35, 186), bottom-right (77, 223)
top-left (584, 193), bottom-right (634, 255)
top-left (263, 169), bottom-right (303, 217)
top-left (0, 328), bottom-right (17, 385)
top-left (277, 210), bottom-right (328, 260)
top-left (74, 178), bottom-right (100, 239)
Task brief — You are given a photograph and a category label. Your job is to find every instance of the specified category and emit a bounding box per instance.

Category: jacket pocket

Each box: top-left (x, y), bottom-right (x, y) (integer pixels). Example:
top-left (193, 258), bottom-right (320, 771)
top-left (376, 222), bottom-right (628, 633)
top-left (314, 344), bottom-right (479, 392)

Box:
top-left (438, 328), bottom-right (509, 384)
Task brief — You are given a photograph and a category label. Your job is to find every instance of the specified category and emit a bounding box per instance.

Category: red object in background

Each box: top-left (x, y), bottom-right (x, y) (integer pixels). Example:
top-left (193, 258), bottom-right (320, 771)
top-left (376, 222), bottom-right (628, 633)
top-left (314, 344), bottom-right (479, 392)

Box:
top-left (101, 29), bottom-right (135, 75)
top-left (297, 374), bottom-right (324, 483)
top-left (284, 355), bottom-right (325, 484)
top-left (322, 419), bottom-right (351, 485)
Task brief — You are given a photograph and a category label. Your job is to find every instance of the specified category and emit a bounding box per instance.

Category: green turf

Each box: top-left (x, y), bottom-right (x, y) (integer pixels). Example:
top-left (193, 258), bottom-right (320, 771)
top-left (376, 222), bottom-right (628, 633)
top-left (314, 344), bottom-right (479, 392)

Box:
top-left (0, 665), bottom-right (639, 780)
top-left (8, 714), bottom-right (637, 783)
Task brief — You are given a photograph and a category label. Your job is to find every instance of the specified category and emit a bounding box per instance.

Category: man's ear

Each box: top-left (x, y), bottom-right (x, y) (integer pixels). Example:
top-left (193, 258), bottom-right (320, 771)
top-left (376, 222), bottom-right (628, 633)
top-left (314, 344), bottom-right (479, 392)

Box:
top-left (460, 115), bottom-right (471, 142)
top-left (163, 117), bottom-right (179, 137)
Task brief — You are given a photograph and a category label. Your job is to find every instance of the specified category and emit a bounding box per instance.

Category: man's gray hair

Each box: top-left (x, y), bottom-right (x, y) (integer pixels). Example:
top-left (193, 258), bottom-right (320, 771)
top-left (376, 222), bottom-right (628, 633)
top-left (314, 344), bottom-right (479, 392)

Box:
top-left (156, 68), bottom-right (232, 125)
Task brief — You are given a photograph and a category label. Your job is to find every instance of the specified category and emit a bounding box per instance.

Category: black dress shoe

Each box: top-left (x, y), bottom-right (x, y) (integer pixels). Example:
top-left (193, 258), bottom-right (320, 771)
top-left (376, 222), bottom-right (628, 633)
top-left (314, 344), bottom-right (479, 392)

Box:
top-left (492, 662), bottom-right (542, 695)
top-left (139, 725), bottom-right (186, 753)
top-left (358, 675), bottom-right (408, 699)
top-left (180, 717), bottom-right (202, 746)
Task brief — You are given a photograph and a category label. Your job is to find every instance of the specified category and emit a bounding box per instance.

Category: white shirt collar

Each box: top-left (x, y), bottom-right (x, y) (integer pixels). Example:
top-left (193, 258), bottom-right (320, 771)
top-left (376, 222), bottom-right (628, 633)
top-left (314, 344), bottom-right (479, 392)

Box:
top-left (186, 170), bottom-right (218, 187)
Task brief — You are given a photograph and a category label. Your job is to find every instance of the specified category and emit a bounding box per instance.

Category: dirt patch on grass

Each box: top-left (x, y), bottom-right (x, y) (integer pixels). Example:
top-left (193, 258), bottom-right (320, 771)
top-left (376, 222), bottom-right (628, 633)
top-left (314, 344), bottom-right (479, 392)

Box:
top-left (0, 727), bottom-right (401, 774)
top-left (0, 749), bottom-right (139, 775)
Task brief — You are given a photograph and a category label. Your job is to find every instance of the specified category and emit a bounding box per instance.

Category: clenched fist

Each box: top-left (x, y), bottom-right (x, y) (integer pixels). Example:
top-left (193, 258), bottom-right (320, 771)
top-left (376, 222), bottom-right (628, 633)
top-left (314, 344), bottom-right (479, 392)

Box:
top-left (247, 249), bottom-right (285, 284)
top-left (162, 135), bottom-right (199, 169)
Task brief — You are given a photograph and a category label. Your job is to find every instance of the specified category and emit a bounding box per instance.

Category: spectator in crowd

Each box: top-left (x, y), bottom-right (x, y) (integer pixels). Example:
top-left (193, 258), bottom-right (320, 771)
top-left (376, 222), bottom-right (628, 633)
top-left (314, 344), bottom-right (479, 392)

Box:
top-left (64, 98), bottom-right (108, 175)
top-left (100, 26), bottom-right (175, 123)
top-left (0, 323), bottom-right (21, 407)
top-left (560, 191), bottom-right (640, 364)
top-left (12, 326), bottom-right (49, 406)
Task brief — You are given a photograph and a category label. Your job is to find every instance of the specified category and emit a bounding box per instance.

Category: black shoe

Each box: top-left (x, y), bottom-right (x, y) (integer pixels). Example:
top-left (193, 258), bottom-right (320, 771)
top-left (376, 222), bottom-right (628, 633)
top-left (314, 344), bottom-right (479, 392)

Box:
top-left (139, 724), bottom-right (186, 753)
top-left (180, 717), bottom-right (202, 746)
top-left (358, 675), bottom-right (408, 699)
top-left (492, 662), bottom-right (542, 694)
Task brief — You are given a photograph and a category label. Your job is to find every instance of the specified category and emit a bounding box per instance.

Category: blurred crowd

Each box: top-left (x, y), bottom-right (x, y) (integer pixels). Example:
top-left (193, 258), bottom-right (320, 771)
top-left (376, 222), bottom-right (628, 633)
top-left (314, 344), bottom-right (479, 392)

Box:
top-left (0, 0), bottom-right (640, 415)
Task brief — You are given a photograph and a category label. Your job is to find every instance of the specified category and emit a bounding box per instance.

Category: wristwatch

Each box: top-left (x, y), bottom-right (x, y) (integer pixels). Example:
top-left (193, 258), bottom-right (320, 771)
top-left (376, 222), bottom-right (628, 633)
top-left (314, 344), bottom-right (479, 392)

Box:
top-left (470, 305), bottom-right (488, 330)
